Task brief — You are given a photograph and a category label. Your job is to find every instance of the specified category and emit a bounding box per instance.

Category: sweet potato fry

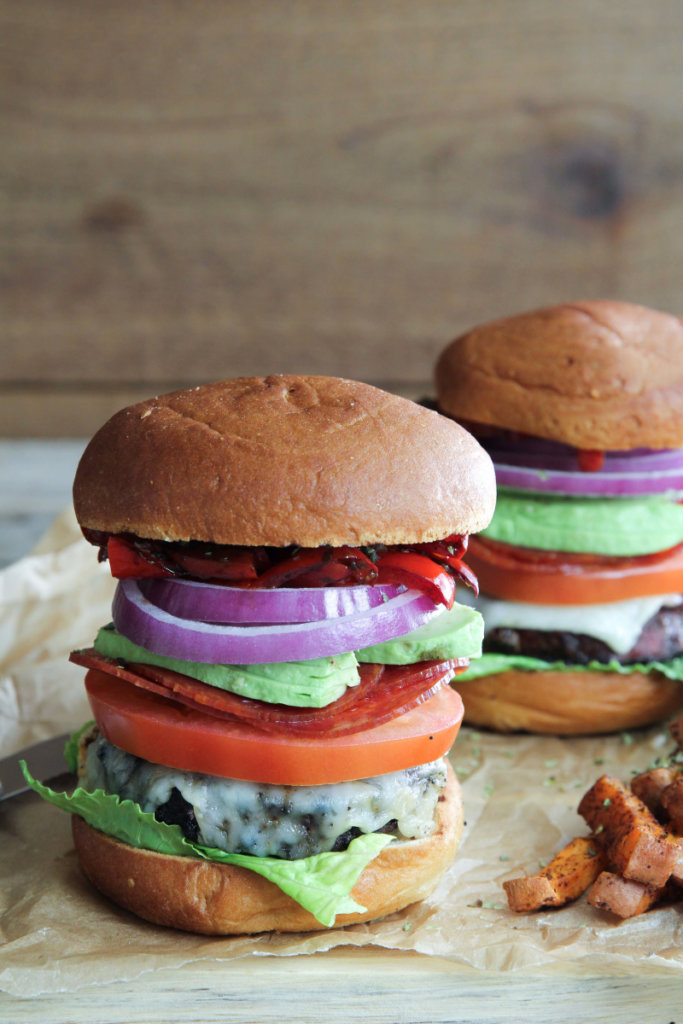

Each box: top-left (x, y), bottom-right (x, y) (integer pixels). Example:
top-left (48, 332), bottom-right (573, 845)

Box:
top-left (631, 767), bottom-right (679, 819)
top-left (503, 837), bottom-right (606, 913)
top-left (587, 871), bottom-right (666, 919)
top-left (670, 712), bottom-right (683, 749)
top-left (670, 834), bottom-right (683, 886)
top-left (578, 775), bottom-right (680, 887)
top-left (503, 875), bottom-right (557, 913)
top-left (660, 775), bottom-right (683, 833)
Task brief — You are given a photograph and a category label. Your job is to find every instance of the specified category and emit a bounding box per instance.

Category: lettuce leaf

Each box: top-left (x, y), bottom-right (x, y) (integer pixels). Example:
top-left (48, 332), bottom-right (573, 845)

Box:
top-left (64, 721), bottom-right (95, 773)
top-left (20, 763), bottom-right (392, 927)
top-left (456, 652), bottom-right (683, 683)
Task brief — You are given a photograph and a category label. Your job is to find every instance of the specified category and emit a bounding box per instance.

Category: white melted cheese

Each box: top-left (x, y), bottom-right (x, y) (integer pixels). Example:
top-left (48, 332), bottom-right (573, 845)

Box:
top-left (82, 735), bottom-right (446, 859)
top-left (458, 589), bottom-right (682, 655)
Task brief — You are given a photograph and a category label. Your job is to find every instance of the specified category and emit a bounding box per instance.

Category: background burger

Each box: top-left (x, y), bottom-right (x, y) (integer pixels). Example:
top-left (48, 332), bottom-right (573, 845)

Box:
top-left (435, 300), bottom-right (683, 735)
top-left (25, 375), bottom-right (495, 934)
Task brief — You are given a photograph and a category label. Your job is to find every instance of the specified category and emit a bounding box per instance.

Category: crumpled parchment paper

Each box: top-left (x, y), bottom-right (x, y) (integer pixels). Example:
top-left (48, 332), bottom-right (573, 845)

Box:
top-left (1, 511), bottom-right (681, 997)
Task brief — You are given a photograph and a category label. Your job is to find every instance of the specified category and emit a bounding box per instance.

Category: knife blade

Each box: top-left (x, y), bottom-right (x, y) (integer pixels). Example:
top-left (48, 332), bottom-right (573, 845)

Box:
top-left (0, 732), bottom-right (72, 801)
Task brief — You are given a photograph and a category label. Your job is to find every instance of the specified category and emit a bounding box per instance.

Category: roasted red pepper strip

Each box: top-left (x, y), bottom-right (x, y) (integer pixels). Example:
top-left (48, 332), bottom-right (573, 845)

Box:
top-left (169, 549), bottom-right (260, 582)
top-left (293, 547), bottom-right (378, 587)
top-left (254, 548), bottom-right (333, 586)
top-left (69, 648), bottom-right (466, 737)
top-left (107, 537), bottom-right (171, 579)
top-left (407, 537), bottom-right (477, 594)
top-left (255, 546), bottom-right (377, 588)
top-left (412, 535), bottom-right (469, 562)
top-left (441, 557), bottom-right (479, 596)
top-left (107, 536), bottom-right (260, 582)
top-left (102, 534), bottom-right (474, 596)
top-left (374, 551), bottom-right (456, 609)
top-left (577, 449), bottom-right (605, 472)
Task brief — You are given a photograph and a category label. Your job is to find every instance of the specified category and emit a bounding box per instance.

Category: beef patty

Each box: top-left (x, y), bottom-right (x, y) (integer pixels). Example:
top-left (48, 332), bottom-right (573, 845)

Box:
top-left (485, 604), bottom-right (683, 666)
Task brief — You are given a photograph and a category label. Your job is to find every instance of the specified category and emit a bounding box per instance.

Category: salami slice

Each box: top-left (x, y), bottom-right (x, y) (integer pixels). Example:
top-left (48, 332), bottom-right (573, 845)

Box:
top-left (69, 649), bottom-right (465, 737)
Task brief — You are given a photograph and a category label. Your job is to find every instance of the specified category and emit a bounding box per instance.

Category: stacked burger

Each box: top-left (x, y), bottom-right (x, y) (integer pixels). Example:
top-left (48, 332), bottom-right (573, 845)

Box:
top-left (435, 300), bottom-right (683, 734)
top-left (25, 375), bottom-right (495, 933)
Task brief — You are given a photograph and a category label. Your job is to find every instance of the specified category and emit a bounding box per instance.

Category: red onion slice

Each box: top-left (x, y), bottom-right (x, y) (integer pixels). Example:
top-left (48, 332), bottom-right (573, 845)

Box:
top-left (494, 461), bottom-right (683, 498)
top-left (112, 579), bottom-right (443, 664)
top-left (138, 577), bottom-right (405, 624)
top-left (486, 439), bottom-right (683, 473)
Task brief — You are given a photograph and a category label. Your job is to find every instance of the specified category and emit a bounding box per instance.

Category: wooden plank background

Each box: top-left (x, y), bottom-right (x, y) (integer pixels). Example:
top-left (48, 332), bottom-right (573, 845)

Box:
top-left (2, 1), bottom-right (682, 436)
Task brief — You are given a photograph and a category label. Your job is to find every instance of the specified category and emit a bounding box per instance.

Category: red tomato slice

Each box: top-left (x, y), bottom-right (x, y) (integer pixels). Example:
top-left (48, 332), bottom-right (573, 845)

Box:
top-left (84, 668), bottom-right (464, 785)
top-left (468, 536), bottom-right (683, 605)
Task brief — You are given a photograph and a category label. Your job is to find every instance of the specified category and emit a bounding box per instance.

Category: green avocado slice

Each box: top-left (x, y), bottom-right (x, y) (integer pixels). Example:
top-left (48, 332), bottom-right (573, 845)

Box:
top-left (483, 491), bottom-right (683, 556)
top-left (93, 625), bottom-right (360, 708)
top-left (356, 602), bottom-right (484, 665)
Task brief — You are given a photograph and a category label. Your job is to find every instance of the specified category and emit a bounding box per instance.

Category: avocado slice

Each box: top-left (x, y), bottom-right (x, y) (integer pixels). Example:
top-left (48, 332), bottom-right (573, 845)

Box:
top-left (484, 491), bottom-right (683, 556)
top-left (93, 625), bottom-right (360, 708)
top-left (356, 602), bottom-right (484, 665)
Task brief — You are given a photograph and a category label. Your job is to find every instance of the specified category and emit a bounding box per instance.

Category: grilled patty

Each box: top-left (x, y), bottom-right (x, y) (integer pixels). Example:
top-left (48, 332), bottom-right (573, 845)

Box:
top-left (80, 731), bottom-right (447, 860)
top-left (485, 605), bottom-right (683, 666)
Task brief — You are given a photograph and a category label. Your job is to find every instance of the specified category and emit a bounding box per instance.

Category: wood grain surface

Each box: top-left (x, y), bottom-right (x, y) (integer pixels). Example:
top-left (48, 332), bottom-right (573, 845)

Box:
top-left (2, 1), bottom-right (682, 435)
top-left (2, 949), bottom-right (681, 1024)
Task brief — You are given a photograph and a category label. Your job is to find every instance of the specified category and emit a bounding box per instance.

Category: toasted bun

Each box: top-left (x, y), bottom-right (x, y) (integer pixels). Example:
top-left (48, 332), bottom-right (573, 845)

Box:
top-left (71, 765), bottom-right (463, 935)
top-left (436, 301), bottom-right (683, 450)
top-left (456, 669), bottom-right (683, 735)
top-left (73, 375), bottom-right (495, 547)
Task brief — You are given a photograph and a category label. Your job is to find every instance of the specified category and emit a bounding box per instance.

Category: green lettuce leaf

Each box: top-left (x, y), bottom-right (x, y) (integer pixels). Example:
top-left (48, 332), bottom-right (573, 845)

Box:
top-left (456, 652), bottom-right (683, 683)
top-left (64, 721), bottom-right (95, 773)
top-left (20, 763), bottom-right (393, 927)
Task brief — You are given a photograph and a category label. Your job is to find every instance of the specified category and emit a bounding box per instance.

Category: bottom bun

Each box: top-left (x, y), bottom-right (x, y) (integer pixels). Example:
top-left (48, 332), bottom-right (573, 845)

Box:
top-left (456, 669), bottom-right (683, 735)
top-left (71, 764), bottom-right (464, 935)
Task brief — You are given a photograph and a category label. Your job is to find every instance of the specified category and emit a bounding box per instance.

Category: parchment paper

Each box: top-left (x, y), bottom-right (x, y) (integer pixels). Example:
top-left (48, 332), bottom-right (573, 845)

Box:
top-left (1, 511), bottom-right (681, 997)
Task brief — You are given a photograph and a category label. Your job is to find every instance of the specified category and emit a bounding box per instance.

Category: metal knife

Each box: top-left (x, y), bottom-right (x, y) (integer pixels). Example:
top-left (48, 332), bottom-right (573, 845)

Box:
top-left (0, 732), bottom-right (72, 801)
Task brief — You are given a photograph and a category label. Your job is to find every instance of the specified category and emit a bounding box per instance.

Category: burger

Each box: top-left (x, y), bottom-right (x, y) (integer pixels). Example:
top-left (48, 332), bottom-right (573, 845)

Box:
top-left (435, 300), bottom-right (683, 735)
top-left (25, 375), bottom-right (496, 933)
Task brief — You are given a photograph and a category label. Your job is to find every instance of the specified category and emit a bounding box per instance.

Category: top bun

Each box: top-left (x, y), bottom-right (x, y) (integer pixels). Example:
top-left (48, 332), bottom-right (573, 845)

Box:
top-left (73, 375), bottom-right (496, 547)
top-left (435, 300), bottom-right (683, 450)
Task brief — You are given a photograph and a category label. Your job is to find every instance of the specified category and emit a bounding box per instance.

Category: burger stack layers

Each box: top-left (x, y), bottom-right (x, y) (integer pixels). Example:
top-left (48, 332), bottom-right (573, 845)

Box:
top-left (436, 300), bottom-right (683, 735)
top-left (24, 375), bottom-right (496, 933)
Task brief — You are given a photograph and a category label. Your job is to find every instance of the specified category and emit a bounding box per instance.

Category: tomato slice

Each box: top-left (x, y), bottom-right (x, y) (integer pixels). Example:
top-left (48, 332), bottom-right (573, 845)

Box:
top-left (84, 668), bottom-right (464, 785)
top-left (468, 536), bottom-right (683, 605)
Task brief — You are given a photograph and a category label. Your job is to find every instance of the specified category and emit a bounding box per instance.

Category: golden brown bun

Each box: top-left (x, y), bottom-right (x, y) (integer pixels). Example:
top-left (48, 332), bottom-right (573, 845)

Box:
top-left (456, 669), bottom-right (683, 735)
top-left (71, 765), bottom-right (464, 935)
top-left (73, 375), bottom-right (495, 546)
top-left (436, 301), bottom-right (683, 450)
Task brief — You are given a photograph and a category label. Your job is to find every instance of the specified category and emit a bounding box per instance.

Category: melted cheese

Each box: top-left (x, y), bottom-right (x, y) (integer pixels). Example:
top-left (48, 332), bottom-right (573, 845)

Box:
top-left (458, 590), bottom-right (682, 655)
top-left (82, 735), bottom-right (446, 859)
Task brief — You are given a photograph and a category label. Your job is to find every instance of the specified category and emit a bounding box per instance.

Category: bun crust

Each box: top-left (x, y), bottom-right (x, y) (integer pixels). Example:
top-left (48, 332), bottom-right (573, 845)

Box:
top-left (71, 765), bottom-right (464, 935)
top-left (455, 669), bottom-right (683, 735)
top-left (436, 301), bottom-right (683, 450)
top-left (73, 375), bottom-right (495, 546)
